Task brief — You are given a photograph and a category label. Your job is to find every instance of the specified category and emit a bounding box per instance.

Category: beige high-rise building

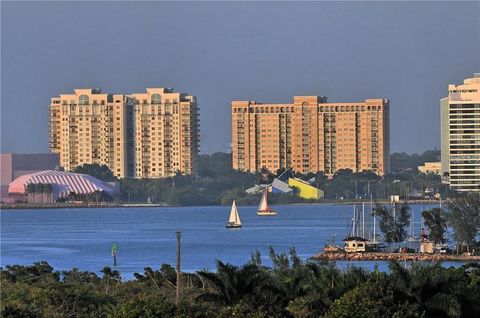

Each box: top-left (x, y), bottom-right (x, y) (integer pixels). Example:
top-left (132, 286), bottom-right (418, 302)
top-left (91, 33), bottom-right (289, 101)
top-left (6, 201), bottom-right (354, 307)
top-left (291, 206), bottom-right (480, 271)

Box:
top-left (441, 74), bottom-right (480, 192)
top-left (50, 88), bottom-right (199, 178)
top-left (232, 96), bottom-right (389, 177)
top-left (129, 88), bottom-right (199, 178)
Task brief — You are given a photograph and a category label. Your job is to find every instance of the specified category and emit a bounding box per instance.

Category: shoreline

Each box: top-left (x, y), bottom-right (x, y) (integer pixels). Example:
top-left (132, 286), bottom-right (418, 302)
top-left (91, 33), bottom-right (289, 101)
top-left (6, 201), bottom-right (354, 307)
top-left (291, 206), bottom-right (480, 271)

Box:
top-left (0, 199), bottom-right (441, 210)
top-left (0, 203), bottom-right (168, 210)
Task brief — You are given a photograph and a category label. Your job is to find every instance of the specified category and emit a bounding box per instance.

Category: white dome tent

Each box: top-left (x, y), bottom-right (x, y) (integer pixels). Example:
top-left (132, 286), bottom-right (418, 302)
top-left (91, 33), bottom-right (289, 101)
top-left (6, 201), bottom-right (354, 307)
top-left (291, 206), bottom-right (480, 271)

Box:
top-left (8, 170), bottom-right (118, 202)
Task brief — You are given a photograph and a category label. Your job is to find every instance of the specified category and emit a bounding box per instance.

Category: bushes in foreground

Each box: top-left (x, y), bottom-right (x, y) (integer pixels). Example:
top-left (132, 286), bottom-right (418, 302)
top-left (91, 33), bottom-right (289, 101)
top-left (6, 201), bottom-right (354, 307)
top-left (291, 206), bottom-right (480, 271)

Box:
top-left (2, 249), bottom-right (480, 318)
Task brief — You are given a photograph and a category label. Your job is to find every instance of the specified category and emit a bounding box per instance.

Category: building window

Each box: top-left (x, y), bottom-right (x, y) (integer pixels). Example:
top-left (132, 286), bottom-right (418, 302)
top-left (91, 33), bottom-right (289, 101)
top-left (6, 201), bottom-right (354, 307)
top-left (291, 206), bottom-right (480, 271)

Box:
top-left (79, 95), bottom-right (89, 105)
top-left (151, 94), bottom-right (162, 105)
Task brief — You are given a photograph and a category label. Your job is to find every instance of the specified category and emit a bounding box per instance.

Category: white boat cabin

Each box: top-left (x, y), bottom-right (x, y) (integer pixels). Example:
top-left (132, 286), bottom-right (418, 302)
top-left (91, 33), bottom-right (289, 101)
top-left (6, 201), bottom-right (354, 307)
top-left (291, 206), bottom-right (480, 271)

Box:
top-left (344, 236), bottom-right (370, 253)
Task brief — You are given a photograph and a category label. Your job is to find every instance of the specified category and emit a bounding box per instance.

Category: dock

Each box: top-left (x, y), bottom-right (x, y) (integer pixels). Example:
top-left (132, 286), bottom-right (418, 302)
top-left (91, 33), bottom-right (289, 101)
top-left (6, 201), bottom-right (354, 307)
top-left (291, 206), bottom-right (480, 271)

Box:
top-left (311, 252), bottom-right (480, 262)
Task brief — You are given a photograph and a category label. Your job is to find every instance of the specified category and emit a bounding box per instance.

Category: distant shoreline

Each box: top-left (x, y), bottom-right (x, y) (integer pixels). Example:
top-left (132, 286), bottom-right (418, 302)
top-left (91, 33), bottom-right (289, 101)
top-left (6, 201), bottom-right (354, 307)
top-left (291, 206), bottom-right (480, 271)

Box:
top-left (0, 199), bottom-right (441, 210)
top-left (0, 203), bottom-right (167, 210)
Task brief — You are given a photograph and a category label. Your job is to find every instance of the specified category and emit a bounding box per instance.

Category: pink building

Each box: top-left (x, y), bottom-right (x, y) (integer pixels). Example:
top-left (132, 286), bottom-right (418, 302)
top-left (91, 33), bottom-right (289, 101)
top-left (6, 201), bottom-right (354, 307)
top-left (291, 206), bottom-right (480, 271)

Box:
top-left (8, 170), bottom-right (119, 202)
top-left (1, 153), bottom-right (59, 201)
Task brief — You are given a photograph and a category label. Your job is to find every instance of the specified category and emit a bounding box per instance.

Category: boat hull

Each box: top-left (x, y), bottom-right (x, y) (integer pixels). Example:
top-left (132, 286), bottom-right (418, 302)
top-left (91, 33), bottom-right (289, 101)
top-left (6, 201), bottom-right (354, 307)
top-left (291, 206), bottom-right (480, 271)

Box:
top-left (226, 223), bottom-right (242, 228)
top-left (256, 210), bottom-right (277, 216)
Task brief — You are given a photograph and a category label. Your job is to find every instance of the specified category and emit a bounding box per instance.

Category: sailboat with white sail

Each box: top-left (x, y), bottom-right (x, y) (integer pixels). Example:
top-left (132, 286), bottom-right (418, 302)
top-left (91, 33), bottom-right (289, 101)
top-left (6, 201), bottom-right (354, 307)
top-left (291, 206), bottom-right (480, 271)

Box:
top-left (256, 188), bottom-right (277, 216)
top-left (226, 200), bottom-right (242, 228)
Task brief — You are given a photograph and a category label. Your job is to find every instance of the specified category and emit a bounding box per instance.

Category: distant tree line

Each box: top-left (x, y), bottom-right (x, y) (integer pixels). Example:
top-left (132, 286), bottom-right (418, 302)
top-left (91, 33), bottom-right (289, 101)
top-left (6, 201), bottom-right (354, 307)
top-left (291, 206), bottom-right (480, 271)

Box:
top-left (2, 251), bottom-right (480, 318)
top-left (56, 190), bottom-right (113, 203)
top-left (25, 183), bottom-right (54, 203)
top-left (74, 164), bottom-right (118, 182)
top-left (71, 151), bottom-right (450, 205)
top-left (389, 150), bottom-right (440, 171)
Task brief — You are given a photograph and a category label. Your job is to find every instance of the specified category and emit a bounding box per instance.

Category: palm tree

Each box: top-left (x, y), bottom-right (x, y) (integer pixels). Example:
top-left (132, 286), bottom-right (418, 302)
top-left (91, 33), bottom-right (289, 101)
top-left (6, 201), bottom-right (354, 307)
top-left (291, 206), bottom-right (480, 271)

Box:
top-left (44, 184), bottom-right (53, 203)
top-left (111, 269), bottom-right (121, 292)
top-left (36, 183), bottom-right (46, 204)
top-left (90, 190), bottom-right (102, 203)
top-left (286, 262), bottom-right (336, 318)
top-left (26, 183), bottom-right (36, 203)
top-left (196, 260), bottom-right (266, 308)
top-left (422, 208), bottom-right (447, 244)
top-left (101, 266), bottom-right (113, 294)
top-left (445, 196), bottom-right (480, 254)
top-left (386, 260), bottom-right (479, 317)
top-left (375, 204), bottom-right (411, 250)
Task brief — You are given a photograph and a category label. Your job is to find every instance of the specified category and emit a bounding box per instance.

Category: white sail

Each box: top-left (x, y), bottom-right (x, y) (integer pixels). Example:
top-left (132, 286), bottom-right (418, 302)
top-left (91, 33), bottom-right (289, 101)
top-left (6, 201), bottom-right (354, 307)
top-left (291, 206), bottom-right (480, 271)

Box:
top-left (258, 189), bottom-right (269, 211)
top-left (228, 200), bottom-right (241, 225)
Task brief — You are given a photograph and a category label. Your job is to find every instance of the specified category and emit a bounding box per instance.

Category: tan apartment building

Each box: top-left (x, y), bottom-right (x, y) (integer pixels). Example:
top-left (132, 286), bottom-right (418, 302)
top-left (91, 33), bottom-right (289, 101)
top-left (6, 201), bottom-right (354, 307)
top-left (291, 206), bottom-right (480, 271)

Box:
top-left (441, 74), bottom-right (480, 192)
top-left (418, 162), bottom-right (441, 175)
top-left (50, 88), bottom-right (199, 178)
top-left (232, 96), bottom-right (389, 177)
top-left (129, 88), bottom-right (199, 178)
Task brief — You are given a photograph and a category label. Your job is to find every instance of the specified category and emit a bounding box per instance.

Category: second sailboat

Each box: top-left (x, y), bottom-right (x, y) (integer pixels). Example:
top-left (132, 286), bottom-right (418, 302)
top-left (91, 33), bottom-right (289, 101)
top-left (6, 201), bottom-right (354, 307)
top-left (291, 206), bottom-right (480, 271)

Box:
top-left (256, 188), bottom-right (277, 216)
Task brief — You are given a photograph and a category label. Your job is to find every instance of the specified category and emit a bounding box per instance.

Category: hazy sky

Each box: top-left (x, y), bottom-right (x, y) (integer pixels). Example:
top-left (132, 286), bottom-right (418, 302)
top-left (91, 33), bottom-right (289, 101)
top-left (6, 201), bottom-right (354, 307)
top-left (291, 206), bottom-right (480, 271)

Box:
top-left (1, 1), bottom-right (479, 154)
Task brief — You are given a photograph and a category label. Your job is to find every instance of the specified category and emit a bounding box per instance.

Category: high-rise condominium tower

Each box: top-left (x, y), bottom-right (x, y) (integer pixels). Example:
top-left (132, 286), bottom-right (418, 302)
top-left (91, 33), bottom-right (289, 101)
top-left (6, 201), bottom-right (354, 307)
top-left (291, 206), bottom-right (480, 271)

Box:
top-left (50, 88), bottom-right (199, 178)
top-left (441, 74), bottom-right (480, 192)
top-left (232, 96), bottom-right (389, 177)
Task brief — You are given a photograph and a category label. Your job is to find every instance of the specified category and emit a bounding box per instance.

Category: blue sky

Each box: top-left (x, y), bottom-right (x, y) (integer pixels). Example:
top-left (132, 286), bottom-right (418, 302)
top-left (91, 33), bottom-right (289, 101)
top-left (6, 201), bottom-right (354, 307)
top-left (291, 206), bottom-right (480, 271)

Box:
top-left (1, 1), bottom-right (479, 154)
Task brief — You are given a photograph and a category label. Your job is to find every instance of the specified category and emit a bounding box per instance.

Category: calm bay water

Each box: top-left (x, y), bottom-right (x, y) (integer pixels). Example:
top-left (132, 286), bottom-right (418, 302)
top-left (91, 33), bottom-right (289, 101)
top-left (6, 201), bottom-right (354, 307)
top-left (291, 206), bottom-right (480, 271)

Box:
top-left (1, 204), bottom-right (455, 278)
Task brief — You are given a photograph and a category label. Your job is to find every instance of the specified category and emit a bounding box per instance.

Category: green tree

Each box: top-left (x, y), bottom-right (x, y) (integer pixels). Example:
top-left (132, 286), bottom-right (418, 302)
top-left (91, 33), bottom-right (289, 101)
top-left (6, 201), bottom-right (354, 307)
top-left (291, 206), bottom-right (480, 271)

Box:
top-left (445, 195), bottom-right (480, 253)
top-left (376, 204), bottom-right (395, 244)
top-left (375, 204), bottom-right (411, 248)
top-left (324, 281), bottom-right (422, 318)
top-left (74, 164), bottom-right (118, 182)
top-left (387, 261), bottom-right (480, 317)
top-left (390, 150), bottom-right (440, 171)
top-left (44, 183), bottom-right (53, 203)
top-left (107, 294), bottom-right (177, 318)
top-left (196, 260), bottom-right (266, 310)
top-left (36, 183), bottom-right (45, 203)
top-left (2, 259), bottom-right (480, 318)
top-left (25, 183), bottom-right (37, 203)
top-left (101, 266), bottom-right (120, 295)
top-left (422, 208), bottom-right (447, 244)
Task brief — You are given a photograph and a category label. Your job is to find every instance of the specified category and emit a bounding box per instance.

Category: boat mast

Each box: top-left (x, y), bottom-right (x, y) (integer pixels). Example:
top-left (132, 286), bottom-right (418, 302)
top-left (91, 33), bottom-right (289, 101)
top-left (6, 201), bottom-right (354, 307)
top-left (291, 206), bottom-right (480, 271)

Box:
top-left (412, 209), bottom-right (415, 238)
top-left (265, 188), bottom-right (269, 210)
top-left (371, 194), bottom-right (376, 244)
top-left (420, 207), bottom-right (423, 241)
top-left (362, 202), bottom-right (365, 239)
top-left (352, 205), bottom-right (358, 237)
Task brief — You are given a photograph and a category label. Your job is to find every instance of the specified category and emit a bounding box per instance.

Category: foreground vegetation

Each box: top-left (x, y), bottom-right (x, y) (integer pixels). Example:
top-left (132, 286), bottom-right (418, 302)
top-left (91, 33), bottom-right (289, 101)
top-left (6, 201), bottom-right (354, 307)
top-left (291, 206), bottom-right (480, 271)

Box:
top-left (2, 249), bottom-right (480, 318)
